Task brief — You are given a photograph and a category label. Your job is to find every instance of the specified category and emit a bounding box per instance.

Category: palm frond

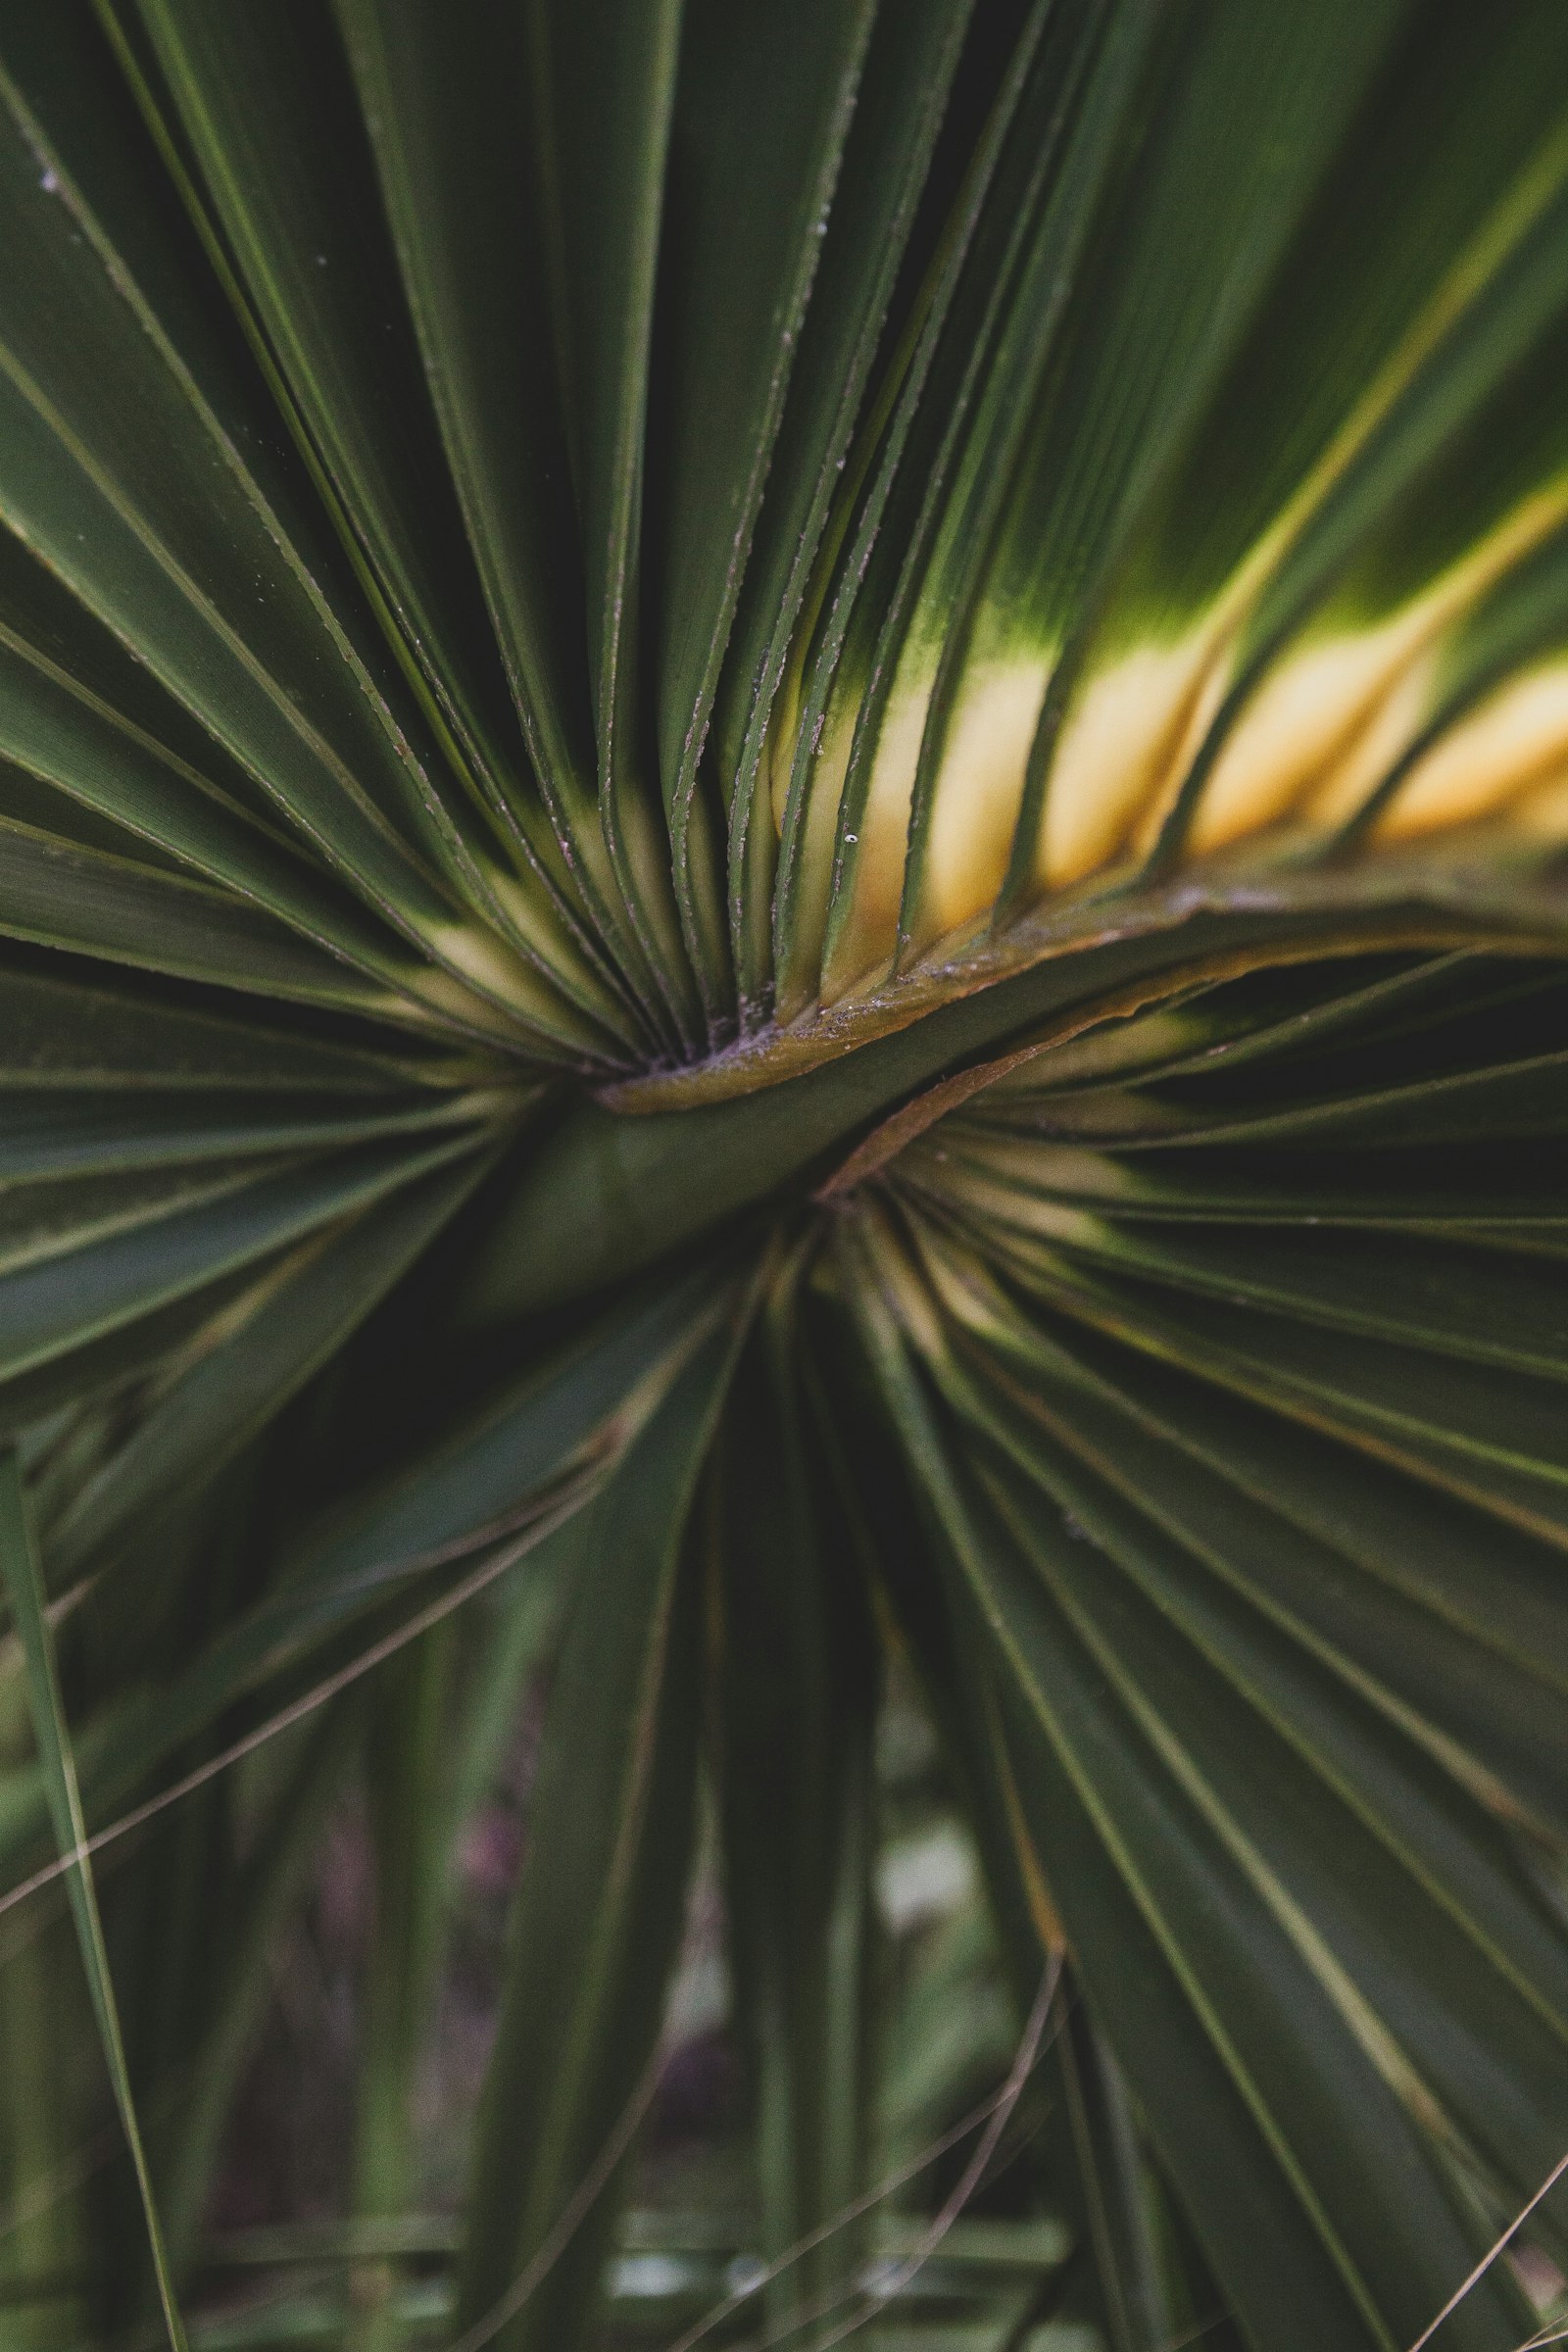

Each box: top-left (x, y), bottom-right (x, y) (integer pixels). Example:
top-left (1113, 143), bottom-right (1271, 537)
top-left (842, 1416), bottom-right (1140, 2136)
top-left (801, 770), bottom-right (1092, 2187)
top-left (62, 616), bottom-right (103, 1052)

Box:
top-left (2, 6), bottom-right (1567, 2350)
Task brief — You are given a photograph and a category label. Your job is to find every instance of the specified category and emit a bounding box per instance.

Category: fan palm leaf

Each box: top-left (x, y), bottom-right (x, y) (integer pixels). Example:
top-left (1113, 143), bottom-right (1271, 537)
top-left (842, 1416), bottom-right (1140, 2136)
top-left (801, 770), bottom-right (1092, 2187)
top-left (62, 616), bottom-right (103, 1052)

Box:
top-left (2, 4), bottom-right (1568, 2348)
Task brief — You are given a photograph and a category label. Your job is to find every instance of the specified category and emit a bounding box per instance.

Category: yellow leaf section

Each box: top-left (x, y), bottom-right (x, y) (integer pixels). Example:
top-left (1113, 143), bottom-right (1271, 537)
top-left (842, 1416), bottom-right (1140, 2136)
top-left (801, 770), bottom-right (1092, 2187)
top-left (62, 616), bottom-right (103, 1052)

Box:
top-left (919, 658), bottom-right (1054, 936)
top-left (416, 919), bottom-right (602, 1050)
top-left (1032, 485), bottom-right (1568, 889)
top-left (1034, 122), bottom-right (1568, 891)
top-left (817, 652), bottom-right (936, 1000)
top-left (1190, 484), bottom-right (1568, 852)
top-left (1037, 632), bottom-right (1226, 887)
top-left (772, 694), bottom-right (858, 1010)
top-left (1363, 662), bottom-right (1568, 838)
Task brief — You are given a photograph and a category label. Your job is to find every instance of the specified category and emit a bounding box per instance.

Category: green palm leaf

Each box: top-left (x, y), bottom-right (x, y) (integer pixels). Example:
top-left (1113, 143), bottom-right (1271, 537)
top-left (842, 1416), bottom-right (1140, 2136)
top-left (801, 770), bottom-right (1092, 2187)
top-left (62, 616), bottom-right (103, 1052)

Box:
top-left (2, 5), bottom-right (1567, 2348)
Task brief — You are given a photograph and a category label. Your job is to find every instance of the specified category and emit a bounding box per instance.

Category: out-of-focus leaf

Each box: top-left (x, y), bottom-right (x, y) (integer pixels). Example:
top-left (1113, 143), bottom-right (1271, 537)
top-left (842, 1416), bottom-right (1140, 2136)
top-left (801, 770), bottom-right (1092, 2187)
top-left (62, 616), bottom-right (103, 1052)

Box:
top-left (711, 1259), bottom-right (879, 2336)
top-left (454, 1288), bottom-right (751, 2352)
top-left (350, 1630), bottom-right (453, 2352)
top-left (0, 1451), bottom-right (188, 2350)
